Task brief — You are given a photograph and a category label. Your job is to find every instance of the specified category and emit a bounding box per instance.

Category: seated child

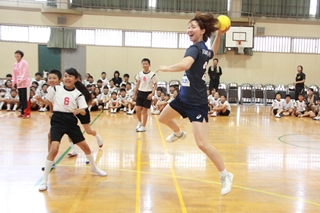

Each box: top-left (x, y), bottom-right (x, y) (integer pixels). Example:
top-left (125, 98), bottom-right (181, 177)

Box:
top-left (38, 84), bottom-right (49, 112)
top-left (29, 90), bottom-right (39, 111)
top-left (5, 80), bottom-right (12, 95)
top-left (152, 94), bottom-right (170, 115)
top-left (152, 88), bottom-right (163, 111)
top-left (294, 94), bottom-right (308, 117)
top-left (305, 88), bottom-right (317, 112)
top-left (109, 91), bottom-right (120, 114)
top-left (0, 88), bottom-right (6, 110)
top-left (126, 82), bottom-right (134, 99)
top-left (282, 95), bottom-right (294, 116)
top-left (118, 88), bottom-right (129, 112)
top-left (270, 93), bottom-right (284, 118)
top-left (211, 94), bottom-right (231, 117)
top-left (209, 91), bottom-right (220, 116)
top-left (99, 86), bottom-right (110, 110)
top-left (312, 97), bottom-right (320, 120)
top-left (109, 80), bottom-right (117, 95)
top-left (89, 92), bottom-right (101, 111)
top-left (6, 89), bottom-right (20, 111)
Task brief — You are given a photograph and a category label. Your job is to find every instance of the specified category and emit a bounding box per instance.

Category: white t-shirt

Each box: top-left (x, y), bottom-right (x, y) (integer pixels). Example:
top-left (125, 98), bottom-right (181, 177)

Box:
top-left (45, 86), bottom-right (87, 112)
top-left (208, 95), bottom-right (220, 107)
top-left (100, 78), bottom-right (109, 86)
top-left (152, 94), bottom-right (161, 101)
top-left (272, 99), bottom-right (283, 110)
top-left (283, 100), bottom-right (294, 110)
top-left (295, 100), bottom-right (307, 112)
top-left (136, 71), bottom-right (158, 92)
top-left (99, 93), bottom-right (110, 102)
top-left (109, 86), bottom-right (117, 95)
top-left (6, 94), bottom-right (19, 100)
top-left (118, 94), bottom-right (129, 104)
top-left (31, 79), bottom-right (46, 90)
top-left (126, 89), bottom-right (134, 98)
top-left (110, 97), bottom-right (120, 106)
top-left (220, 100), bottom-right (231, 111)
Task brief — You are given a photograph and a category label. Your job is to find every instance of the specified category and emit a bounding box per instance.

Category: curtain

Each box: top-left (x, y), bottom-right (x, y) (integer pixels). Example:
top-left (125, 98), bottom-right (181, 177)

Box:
top-left (48, 28), bottom-right (64, 48)
top-left (211, 34), bottom-right (226, 54)
top-left (316, 0), bottom-right (320, 18)
top-left (156, 0), bottom-right (227, 13)
top-left (48, 28), bottom-right (77, 49)
top-left (63, 28), bottom-right (77, 49)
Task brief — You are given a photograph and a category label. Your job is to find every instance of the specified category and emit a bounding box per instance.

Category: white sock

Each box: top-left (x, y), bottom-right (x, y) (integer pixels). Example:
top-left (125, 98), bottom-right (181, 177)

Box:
top-left (88, 105), bottom-right (92, 111)
top-left (42, 159), bottom-right (55, 183)
top-left (13, 104), bottom-right (18, 111)
top-left (95, 133), bottom-right (101, 140)
top-left (7, 104), bottom-right (10, 110)
top-left (70, 142), bottom-right (78, 153)
top-left (174, 130), bottom-right (182, 136)
top-left (219, 168), bottom-right (228, 179)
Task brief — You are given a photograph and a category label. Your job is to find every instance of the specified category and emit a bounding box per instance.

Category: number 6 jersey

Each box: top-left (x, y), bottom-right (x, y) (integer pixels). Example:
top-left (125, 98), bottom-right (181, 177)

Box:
top-left (45, 86), bottom-right (87, 112)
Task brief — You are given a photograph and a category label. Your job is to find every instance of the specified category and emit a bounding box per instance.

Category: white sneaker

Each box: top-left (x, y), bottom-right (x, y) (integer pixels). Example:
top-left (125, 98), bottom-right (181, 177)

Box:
top-left (275, 114), bottom-right (281, 118)
top-left (39, 107), bottom-right (44, 112)
top-left (313, 116), bottom-right (320, 120)
top-left (43, 108), bottom-right (48, 112)
top-left (124, 107), bottom-right (127, 112)
top-left (136, 122), bottom-right (142, 130)
top-left (38, 182), bottom-right (47, 191)
top-left (127, 110), bottom-right (133, 115)
top-left (96, 134), bottom-right (103, 148)
top-left (90, 167), bottom-right (107, 176)
top-left (152, 110), bottom-right (160, 115)
top-left (136, 126), bottom-right (146, 132)
top-left (210, 111), bottom-right (217, 117)
top-left (103, 106), bottom-right (108, 110)
top-left (166, 131), bottom-right (187, 143)
top-left (67, 150), bottom-right (78, 157)
top-left (221, 172), bottom-right (234, 195)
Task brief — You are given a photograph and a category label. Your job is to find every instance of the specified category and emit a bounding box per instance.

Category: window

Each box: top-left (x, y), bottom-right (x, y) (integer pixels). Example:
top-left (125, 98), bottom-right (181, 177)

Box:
top-left (95, 29), bottom-right (122, 46)
top-left (310, 0), bottom-right (317, 16)
top-left (253, 36), bottom-right (291, 52)
top-left (152, 32), bottom-right (177, 48)
top-left (76, 29), bottom-right (95, 45)
top-left (292, 38), bottom-right (319, 54)
top-left (0, 26), bottom-right (28, 42)
top-left (149, 0), bottom-right (156, 8)
top-left (178, 33), bottom-right (211, 49)
top-left (29, 26), bottom-right (50, 43)
top-left (125, 31), bottom-right (151, 47)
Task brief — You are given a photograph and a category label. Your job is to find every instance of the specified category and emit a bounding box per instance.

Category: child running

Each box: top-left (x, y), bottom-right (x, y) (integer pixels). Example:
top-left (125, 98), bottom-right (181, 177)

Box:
top-left (36, 68), bottom-right (106, 191)
top-left (156, 12), bottom-right (233, 195)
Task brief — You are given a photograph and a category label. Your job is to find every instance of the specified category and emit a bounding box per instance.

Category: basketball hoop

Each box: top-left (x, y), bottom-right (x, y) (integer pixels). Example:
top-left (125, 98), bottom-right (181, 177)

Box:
top-left (236, 40), bottom-right (245, 54)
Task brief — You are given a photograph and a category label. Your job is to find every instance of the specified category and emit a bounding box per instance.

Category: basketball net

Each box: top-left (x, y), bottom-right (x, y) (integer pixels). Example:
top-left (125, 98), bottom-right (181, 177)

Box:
top-left (236, 40), bottom-right (244, 54)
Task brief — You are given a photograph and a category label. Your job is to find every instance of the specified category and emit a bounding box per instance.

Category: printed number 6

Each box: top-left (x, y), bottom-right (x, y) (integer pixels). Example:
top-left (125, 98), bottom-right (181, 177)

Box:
top-left (64, 97), bottom-right (70, 106)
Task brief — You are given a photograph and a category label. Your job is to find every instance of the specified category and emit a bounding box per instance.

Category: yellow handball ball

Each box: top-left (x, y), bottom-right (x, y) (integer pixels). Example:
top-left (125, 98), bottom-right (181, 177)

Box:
top-left (217, 15), bottom-right (231, 31)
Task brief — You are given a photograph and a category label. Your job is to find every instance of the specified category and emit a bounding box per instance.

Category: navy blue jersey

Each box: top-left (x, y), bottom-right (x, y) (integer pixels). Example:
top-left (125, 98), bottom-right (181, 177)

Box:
top-left (180, 41), bottom-right (213, 105)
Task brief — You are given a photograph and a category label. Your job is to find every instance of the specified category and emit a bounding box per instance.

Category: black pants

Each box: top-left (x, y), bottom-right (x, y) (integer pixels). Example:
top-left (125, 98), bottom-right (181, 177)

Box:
top-left (18, 88), bottom-right (27, 115)
top-left (209, 80), bottom-right (220, 92)
top-left (295, 86), bottom-right (304, 100)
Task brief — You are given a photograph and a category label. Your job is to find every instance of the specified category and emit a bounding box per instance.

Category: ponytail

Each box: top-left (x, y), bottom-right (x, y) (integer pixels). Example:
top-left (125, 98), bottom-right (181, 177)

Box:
top-left (65, 68), bottom-right (92, 104)
top-left (75, 81), bottom-right (92, 104)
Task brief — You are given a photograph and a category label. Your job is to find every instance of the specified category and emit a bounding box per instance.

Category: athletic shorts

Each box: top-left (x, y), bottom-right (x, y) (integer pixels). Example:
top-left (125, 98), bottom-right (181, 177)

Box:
top-left (169, 94), bottom-right (208, 123)
top-left (31, 105), bottom-right (39, 111)
top-left (299, 110), bottom-right (305, 114)
top-left (219, 109), bottom-right (230, 116)
top-left (51, 112), bottom-right (85, 144)
top-left (76, 108), bottom-right (91, 124)
top-left (136, 91), bottom-right (152, 109)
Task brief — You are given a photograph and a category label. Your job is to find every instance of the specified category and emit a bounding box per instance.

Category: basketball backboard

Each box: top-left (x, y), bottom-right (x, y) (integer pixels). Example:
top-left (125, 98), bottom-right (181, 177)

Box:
top-left (225, 26), bottom-right (254, 54)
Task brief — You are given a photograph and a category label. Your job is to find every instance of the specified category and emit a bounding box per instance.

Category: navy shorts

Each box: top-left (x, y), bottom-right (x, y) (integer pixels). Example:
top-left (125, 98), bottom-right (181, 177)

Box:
top-left (51, 112), bottom-right (85, 144)
top-left (220, 109), bottom-right (230, 116)
top-left (169, 94), bottom-right (208, 123)
top-left (76, 108), bottom-right (91, 124)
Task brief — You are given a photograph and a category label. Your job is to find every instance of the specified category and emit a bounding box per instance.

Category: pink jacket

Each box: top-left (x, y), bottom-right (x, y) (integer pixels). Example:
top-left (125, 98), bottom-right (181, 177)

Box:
top-left (12, 59), bottom-right (31, 89)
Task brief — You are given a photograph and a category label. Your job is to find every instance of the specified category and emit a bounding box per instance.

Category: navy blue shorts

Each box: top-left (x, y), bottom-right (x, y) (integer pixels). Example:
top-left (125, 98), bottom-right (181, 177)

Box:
top-left (76, 108), bottom-right (91, 124)
top-left (169, 94), bottom-right (208, 123)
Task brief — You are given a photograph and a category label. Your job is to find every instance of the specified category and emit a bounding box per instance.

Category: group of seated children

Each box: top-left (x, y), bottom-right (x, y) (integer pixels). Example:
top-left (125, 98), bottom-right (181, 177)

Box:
top-left (271, 88), bottom-right (320, 120)
top-left (207, 89), bottom-right (231, 117)
top-left (151, 86), bottom-right (178, 115)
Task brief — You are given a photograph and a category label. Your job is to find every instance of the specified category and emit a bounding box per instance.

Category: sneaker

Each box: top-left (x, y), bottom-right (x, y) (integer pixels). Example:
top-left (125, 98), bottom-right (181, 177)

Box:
top-left (39, 108), bottom-right (44, 112)
top-left (152, 110), bottom-right (160, 115)
top-left (23, 114), bottom-right (30, 119)
top-left (18, 114), bottom-right (24, 118)
top-left (210, 111), bottom-right (217, 117)
top-left (279, 113), bottom-right (284, 117)
top-left (221, 172), bottom-right (234, 195)
top-left (275, 114), bottom-right (281, 118)
top-left (67, 151), bottom-right (78, 157)
top-left (136, 126), bottom-right (146, 132)
top-left (124, 107), bottom-right (127, 112)
top-left (103, 106), bottom-right (108, 110)
top-left (136, 122), bottom-right (142, 130)
top-left (43, 108), bottom-right (48, 112)
top-left (96, 134), bottom-right (103, 148)
top-left (38, 182), bottom-right (47, 191)
top-left (166, 131), bottom-right (187, 143)
top-left (127, 110), bottom-right (133, 115)
top-left (90, 167), bottom-right (107, 176)
top-left (313, 116), bottom-right (320, 120)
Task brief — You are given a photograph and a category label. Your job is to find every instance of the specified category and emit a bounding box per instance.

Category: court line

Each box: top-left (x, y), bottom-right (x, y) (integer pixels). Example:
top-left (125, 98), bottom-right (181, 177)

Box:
top-left (135, 132), bottom-right (141, 213)
top-left (155, 117), bottom-right (187, 213)
top-left (34, 111), bottom-right (104, 187)
top-left (278, 134), bottom-right (320, 150)
top-left (106, 167), bottom-right (320, 208)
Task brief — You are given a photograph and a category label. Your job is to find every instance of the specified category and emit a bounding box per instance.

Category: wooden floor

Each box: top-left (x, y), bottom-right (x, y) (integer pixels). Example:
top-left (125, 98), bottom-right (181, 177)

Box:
top-left (1, 105), bottom-right (320, 213)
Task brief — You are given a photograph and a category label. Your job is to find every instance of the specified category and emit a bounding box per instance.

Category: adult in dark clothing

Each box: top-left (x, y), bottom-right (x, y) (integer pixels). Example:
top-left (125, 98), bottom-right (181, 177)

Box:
top-left (112, 70), bottom-right (122, 88)
top-left (208, 58), bottom-right (222, 92)
top-left (294, 65), bottom-right (306, 100)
